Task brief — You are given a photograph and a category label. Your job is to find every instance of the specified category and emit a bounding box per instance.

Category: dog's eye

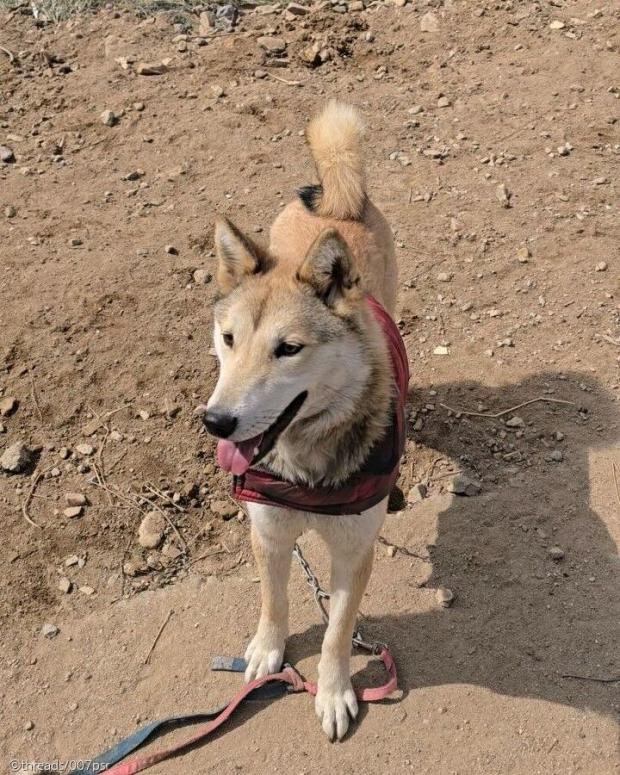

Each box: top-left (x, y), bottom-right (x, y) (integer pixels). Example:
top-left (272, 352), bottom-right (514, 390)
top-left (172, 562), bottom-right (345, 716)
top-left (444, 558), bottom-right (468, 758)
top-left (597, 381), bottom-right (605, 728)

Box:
top-left (222, 332), bottom-right (234, 347)
top-left (275, 342), bottom-right (304, 358)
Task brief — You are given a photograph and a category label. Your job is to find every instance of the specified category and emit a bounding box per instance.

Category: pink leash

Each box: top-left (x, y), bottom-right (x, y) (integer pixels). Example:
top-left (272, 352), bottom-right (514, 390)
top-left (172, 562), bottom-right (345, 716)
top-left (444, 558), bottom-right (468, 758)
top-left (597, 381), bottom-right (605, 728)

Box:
top-left (102, 648), bottom-right (397, 775)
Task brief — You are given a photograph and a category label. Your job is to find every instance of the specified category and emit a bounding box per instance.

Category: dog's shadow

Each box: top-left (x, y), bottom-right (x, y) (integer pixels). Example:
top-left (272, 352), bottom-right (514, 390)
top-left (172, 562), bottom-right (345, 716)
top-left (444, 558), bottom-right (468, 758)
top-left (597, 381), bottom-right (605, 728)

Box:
top-left (286, 371), bottom-right (620, 727)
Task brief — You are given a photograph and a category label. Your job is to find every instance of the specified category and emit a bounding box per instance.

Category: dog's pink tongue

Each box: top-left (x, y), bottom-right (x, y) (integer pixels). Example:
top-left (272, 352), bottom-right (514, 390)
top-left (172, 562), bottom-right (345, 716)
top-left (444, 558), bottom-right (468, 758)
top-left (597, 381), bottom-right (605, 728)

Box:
top-left (217, 436), bottom-right (262, 475)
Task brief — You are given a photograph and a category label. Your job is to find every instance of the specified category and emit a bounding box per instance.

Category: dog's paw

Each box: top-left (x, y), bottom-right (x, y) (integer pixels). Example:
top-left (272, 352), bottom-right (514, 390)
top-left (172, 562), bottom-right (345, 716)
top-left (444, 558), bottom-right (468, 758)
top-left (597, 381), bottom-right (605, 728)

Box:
top-left (315, 681), bottom-right (358, 741)
top-left (244, 629), bottom-right (285, 682)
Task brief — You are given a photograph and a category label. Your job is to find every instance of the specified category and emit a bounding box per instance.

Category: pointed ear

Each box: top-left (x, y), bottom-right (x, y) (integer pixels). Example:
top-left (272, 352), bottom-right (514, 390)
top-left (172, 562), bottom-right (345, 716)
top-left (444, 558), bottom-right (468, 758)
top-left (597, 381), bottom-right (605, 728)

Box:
top-left (297, 229), bottom-right (361, 309)
top-left (214, 217), bottom-right (271, 294)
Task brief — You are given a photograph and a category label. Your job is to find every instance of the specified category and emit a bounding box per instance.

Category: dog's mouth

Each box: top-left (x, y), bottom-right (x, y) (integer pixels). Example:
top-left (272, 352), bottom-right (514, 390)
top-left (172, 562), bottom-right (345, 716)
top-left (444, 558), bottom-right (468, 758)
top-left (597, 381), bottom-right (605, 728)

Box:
top-left (216, 391), bottom-right (308, 476)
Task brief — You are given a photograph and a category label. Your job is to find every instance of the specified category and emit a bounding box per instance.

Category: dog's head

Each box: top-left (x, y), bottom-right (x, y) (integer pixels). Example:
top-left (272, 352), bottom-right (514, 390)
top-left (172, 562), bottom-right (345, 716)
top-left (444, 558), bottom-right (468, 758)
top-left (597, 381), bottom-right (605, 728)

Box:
top-left (202, 217), bottom-right (370, 475)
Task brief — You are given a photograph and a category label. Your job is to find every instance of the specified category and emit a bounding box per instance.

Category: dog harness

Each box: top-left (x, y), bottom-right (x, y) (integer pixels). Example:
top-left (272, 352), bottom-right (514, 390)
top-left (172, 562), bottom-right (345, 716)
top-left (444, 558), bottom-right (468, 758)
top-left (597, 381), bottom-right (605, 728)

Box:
top-left (228, 294), bottom-right (409, 515)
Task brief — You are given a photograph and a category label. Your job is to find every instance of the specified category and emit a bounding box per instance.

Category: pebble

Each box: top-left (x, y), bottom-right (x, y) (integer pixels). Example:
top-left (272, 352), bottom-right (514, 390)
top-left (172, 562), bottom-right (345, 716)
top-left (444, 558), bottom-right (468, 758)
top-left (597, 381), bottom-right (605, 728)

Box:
top-left (64, 506), bottom-right (83, 518)
top-left (41, 623), bottom-right (60, 639)
top-left (549, 20), bottom-right (565, 30)
top-left (286, 2), bottom-right (309, 15)
top-left (137, 62), bottom-right (167, 76)
top-left (436, 587), bottom-right (455, 608)
top-left (210, 499), bottom-right (238, 519)
top-left (101, 109), bottom-right (117, 127)
top-left (407, 483), bottom-right (427, 503)
top-left (386, 545), bottom-right (397, 557)
top-left (505, 416), bottom-right (525, 428)
top-left (550, 449), bottom-right (564, 462)
top-left (1, 441), bottom-right (33, 473)
top-left (79, 585), bottom-right (95, 596)
top-left (59, 447), bottom-right (70, 459)
top-left (133, 102), bottom-right (145, 112)
top-left (0, 422), bottom-right (5, 433)
top-left (0, 396), bottom-right (18, 416)
top-left (24, 720), bottom-right (34, 731)
top-left (58, 577), bottom-right (72, 594)
top-left (75, 443), bottom-right (94, 456)
top-left (496, 183), bottom-right (511, 207)
top-left (5, 205), bottom-right (16, 218)
top-left (448, 474), bottom-right (482, 496)
top-left (65, 492), bottom-right (87, 507)
top-left (433, 345), bottom-right (450, 356)
top-left (420, 11), bottom-right (439, 32)
top-left (165, 244), bottom-right (178, 255)
top-left (138, 511), bottom-right (166, 548)
top-left (437, 96), bottom-right (451, 108)
top-left (595, 261), bottom-right (607, 272)
top-left (193, 269), bottom-right (212, 285)
top-left (254, 69), bottom-right (268, 79)
top-left (0, 145), bottom-right (15, 163)
top-left (516, 246), bottom-right (530, 263)
top-left (211, 84), bottom-right (225, 98)
top-left (437, 272), bottom-right (452, 282)
top-left (548, 545), bottom-right (565, 561)
top-left (138, 410), bottom-right (150, 421)
top-left (257, 36), bottom-right (287, 54)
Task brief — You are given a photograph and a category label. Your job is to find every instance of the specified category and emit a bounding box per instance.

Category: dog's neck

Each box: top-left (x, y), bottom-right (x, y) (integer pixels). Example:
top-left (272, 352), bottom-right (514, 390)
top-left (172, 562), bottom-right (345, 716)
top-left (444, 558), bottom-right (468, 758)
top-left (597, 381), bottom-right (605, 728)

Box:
top-left (261, 316), bottom-right (393, 487)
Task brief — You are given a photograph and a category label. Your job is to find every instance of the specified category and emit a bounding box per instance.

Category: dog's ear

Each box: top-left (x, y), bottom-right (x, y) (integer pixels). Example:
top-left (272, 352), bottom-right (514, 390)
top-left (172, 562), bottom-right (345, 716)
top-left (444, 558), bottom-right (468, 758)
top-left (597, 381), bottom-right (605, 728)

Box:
top-left (215, 217), bottom-right (271, 294)
top-left (298, 229), bottom-right (361, 309)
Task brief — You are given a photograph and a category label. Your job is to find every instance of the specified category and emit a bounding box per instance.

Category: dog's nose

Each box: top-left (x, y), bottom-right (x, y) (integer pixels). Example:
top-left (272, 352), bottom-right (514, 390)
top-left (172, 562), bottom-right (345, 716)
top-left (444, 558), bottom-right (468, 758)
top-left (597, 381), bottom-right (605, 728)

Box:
top-left (202, 410), bottom-right (237, 438)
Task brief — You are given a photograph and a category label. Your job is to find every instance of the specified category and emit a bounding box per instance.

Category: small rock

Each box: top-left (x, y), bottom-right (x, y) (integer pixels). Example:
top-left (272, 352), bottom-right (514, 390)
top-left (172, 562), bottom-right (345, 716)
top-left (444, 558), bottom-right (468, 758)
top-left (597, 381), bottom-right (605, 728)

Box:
top-left (437, 96), bottom-right (451, 108)
top-left (50, 467), bottom-right (61, 478)
top-left (193, 269), bottom-right (212, 285)
top-left (198, 11), bottom-right (214, 36)
top-left (437, 272), bottom-right (452, 282)
top-left (138, 511), bottom-right (166, 548)
top-left (496, 183), bottom-right (511, 208)
top-left (65, 492), bottom-right (87, 507)
top-left (165, 244), bottom-right (178, 255)
top-left (557, 143), bottom-right (572, 156)
top-left (0, 145), bottom-right (15, 163)
top-left (64, 506), bottom-right (83, 519)
top-left (75, 443), bottom-right (94, 456)
top-left (254, 69), bottom-right (268, 79)
top-left (505, 416), bottom-right (525, 428)
top-left (65, 555), bottom-right (80, 567)
top-left (24, 720), bottom-right (34, 731)
top-left (110, 430), bottom-right (123, 442)
top-left (436, 587), bottom-right (455, 608)
top-left (41, 623), bottom-right (59, 639)
top-left (0, 396), bottom-right (18, 416)
top-left (101, 109), bottom-right (117, 127)
top-left (79, 585), bottom-right (95, 596)
top-left (210, 499), bottom-right (238, 519)
top-left (407, 483), bottom-right (427, 503)
top-left (595, 261), bottom-right (607, 272)
top-left (59, 447), bottom-right (70, 459)
top-left (386, 544), bottom-right (397, 557)
top-left (448, 474), bottom-right (482, 497)
top-left (548, 545), bottom-right (565, 561)
top-left (211, 84), bottom-right (225, 98)
top-left (69, 237), bottom-right (83, 247)
top-left (137, 62), bottom-right (167, 76)
top-left (58, 577), bottom-right (72, 594)
top-left (408, 105), bottom-right (423, 115)
top-left (550, 449), bottom-right (564, 462)
top-left (420, 11), bottom-right (439, 32)
top-left (516, 246), bottom-right (530, 263)
top-left (5, 205), bottom-right (16, 218)
top-left (138, 409), bottom-right (150, 421)
top-left (133, 102), bottom-right (145, 112)
top-left (286, 2), bottom-right (309, 15)
top-left (257, 36), bottom-right (287, 55)
top-left (549, 20), bottom-right (565, 30)
top-left (0, 423), bottom-right (5, 433)
top-left (162, 542), bottom-right (182, 560)
top-left (433, 345), bottom-right (450, 356)
top-left (1, 441), bottom-right (33, 473)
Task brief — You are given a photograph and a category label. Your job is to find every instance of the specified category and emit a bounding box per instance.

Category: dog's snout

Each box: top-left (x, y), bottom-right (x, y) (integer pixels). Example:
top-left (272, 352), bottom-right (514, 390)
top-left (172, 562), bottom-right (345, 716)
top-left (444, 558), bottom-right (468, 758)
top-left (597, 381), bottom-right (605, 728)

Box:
top-left (203, 410), bottom-right (238, 439)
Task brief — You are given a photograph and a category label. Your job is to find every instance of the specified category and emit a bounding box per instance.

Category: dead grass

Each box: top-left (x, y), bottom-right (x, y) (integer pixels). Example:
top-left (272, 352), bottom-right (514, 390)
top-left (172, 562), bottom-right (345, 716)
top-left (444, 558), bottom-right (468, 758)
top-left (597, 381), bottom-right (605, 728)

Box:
top-left (0, 0), bottom-right (235, 23)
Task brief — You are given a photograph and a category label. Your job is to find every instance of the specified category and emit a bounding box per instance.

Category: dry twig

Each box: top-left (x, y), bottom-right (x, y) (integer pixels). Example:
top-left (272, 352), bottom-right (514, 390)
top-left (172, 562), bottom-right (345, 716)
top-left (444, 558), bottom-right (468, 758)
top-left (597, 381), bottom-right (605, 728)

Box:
top-left (560, 672), bottom-right (620, 683)
top-left (144, 482), bottom-right (186, 513)
top-left (612, 462), bottom-right (620, 510)
top-left (439, 396), bottom-right (576, 419)
top-left (0, 45), bottom-right (16, 63)
top-left (144, 609), bottom-right (174, 665)
top-left (266, 72), bottom-right (304, 87)
top-left (22, 470), bottom-right (45, 529)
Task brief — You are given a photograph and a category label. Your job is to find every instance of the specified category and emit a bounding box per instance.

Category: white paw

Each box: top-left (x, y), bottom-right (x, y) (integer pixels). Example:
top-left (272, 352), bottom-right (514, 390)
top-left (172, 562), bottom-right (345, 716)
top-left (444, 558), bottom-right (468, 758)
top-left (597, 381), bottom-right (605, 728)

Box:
top-left (315, 681), bottom-right (358, 741)
top-left (244, 629), bottom-right (285, 682)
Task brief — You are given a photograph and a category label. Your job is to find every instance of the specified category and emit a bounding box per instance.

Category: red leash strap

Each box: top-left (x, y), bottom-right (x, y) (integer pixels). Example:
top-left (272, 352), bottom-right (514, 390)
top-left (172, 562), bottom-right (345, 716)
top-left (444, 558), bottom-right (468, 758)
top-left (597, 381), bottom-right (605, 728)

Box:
top-left (103, 649), bottom-right (396, 775)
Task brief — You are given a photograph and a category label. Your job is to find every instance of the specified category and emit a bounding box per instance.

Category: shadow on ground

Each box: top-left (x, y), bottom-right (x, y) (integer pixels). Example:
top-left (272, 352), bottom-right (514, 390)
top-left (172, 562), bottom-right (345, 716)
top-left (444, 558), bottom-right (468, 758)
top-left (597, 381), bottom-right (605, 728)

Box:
top-left (287, 372), bottom-right (620, 724)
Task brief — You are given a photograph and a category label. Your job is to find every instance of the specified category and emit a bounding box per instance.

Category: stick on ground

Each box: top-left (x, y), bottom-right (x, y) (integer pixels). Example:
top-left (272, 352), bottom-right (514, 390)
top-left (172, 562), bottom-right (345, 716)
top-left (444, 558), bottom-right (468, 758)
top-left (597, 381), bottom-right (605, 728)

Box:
top-left (144, 609), bottom-right (174, 665)
top-left (439, 396), bottom-right (576, 419)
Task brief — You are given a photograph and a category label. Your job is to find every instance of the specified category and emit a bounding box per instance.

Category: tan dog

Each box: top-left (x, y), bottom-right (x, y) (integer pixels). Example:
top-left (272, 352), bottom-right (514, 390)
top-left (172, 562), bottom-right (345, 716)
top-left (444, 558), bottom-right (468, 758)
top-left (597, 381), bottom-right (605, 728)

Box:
top-left (204, 101), bottom-right (399, 740)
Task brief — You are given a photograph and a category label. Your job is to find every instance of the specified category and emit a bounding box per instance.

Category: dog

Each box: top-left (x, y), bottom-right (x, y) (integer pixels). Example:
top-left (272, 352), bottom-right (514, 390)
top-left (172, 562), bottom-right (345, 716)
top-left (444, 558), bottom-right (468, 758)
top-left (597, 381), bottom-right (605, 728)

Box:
top-left (202, 100), bottom-right (406, 740)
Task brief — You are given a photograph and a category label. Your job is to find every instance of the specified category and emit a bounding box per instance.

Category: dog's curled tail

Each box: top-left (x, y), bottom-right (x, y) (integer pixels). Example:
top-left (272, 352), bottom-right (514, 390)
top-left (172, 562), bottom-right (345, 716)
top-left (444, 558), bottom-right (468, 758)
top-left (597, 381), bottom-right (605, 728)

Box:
top-left (306, 100), bottom-right (366, 221)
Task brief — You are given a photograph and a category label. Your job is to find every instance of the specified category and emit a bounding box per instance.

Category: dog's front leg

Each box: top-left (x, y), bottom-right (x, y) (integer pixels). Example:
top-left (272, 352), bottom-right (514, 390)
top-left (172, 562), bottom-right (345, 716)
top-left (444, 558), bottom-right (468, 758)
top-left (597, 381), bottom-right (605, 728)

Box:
top-left (244, 504), bottom-right (301, 682)
top-left (314, 501), bottom-right (386, 740)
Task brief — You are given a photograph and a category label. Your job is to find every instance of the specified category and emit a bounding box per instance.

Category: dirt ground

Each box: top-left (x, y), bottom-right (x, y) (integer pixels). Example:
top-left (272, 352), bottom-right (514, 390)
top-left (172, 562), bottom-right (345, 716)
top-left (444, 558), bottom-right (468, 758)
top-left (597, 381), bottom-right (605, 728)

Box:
top-left (1, 0), bottom-right (619, 772)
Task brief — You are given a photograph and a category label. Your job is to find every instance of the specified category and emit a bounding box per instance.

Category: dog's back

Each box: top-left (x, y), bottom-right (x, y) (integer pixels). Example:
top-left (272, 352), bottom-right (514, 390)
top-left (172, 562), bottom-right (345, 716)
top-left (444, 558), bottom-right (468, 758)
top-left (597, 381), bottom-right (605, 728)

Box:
top-left (269, 101), bottom-right (398, 315)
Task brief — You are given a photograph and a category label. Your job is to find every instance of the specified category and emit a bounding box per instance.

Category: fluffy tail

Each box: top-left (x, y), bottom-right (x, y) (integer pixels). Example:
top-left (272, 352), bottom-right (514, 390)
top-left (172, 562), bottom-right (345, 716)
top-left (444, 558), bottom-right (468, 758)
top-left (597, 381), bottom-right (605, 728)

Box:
top-left (306, 100), bottom-right (366, 221)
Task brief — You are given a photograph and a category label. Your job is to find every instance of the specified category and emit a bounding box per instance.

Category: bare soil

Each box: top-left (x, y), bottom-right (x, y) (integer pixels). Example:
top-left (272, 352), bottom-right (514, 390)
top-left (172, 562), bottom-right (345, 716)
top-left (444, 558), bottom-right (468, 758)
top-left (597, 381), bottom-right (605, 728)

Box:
top-left (1, 0), bottom-right (619, 772)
